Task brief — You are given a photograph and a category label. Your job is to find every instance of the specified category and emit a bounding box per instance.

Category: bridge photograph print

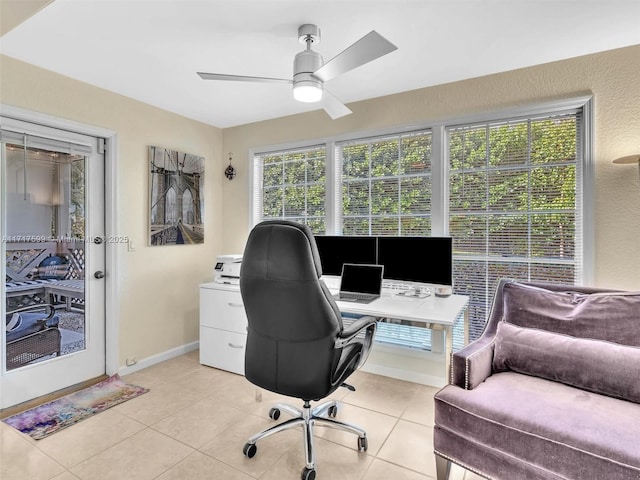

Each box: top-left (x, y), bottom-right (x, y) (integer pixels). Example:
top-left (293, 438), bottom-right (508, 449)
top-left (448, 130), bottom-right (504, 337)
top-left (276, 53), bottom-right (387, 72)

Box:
top-left (149, 145), bottom-right (205, 245)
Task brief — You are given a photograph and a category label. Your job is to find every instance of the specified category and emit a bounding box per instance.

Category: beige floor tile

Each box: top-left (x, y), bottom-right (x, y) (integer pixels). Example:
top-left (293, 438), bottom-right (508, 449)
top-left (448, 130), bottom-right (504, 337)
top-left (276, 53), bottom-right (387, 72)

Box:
top-left (376, 420), bottom-right (436, 477)
top-left (112, 381), bottom-right (201, 425)
top-left (207, 372), bottom-right (273, 414)
top-left (170, 364), bottom-right (235, 398)
top-left (182, 349), bottom-right (200, 362)
top-left (259, 436), bottom-right (373, 480)
top-left (155, 451), bottom-right (253, 480)
top-left (51, 472), bottom-right (81, 480)
top-left (151, 397), bottom-right (247, 448)
top-left (133, 355), bottom-right (203, 382)
top-left (315, 402), bottom-right (398, 456)
top-left (342, 372), bottom-right (420, 417)
top-left (36, 409), bottom-right (146, 468)
top-left (120, 371), bottom-right (169, 390)
top-left (362, 458), bottom-right (430, 480)
top-left (2, 352), bottom-right (457, 480)
top-left (0, 422), bottom-right (65, 480)
top-left (199, 413), bottom-right (297, 478)
top-left (401, 384), bottom-right (440, 427)
top-left (70, 428), bottom-right (193, 480)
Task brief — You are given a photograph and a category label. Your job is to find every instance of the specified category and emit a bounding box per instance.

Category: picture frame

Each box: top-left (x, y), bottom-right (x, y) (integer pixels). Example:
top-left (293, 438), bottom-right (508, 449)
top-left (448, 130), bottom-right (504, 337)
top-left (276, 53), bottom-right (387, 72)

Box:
top-left (149, 145), bottom-right (204, 245)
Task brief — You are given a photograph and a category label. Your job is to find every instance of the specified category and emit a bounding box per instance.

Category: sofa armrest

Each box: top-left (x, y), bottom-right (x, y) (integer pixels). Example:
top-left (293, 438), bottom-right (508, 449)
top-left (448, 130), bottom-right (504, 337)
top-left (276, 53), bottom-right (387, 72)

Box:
top-left (450, 337), bottom-right (495, 389)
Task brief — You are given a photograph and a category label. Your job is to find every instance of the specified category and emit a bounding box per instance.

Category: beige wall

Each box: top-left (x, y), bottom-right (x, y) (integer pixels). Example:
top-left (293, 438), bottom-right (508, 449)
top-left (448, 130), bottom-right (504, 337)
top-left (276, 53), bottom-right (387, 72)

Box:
top-left (2, 43), bottom-right (639, 369)
top-left (1, 55), bottom-right (223, 365)
top-left (223, 44), bottom-right (640, 291)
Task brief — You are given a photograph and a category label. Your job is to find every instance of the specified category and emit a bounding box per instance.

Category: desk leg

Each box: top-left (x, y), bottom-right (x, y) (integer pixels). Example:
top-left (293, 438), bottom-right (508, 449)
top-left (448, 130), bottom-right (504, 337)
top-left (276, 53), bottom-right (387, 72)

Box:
top-left (431, 329), bottom-right (444, 354)
top-left (464, 308), bottom-right (470, 346)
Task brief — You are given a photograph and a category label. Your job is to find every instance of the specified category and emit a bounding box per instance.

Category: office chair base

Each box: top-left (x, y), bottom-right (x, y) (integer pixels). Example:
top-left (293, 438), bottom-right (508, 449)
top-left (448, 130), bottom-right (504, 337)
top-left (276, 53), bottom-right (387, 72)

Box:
top-left (243, 399), bottom-right (368, 479)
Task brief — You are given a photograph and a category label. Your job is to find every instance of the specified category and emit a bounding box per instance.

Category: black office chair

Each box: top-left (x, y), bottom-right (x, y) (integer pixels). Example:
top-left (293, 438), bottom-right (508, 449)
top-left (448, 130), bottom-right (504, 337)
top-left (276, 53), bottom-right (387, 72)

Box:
top-left (239, 220), bottom-right (377, 480)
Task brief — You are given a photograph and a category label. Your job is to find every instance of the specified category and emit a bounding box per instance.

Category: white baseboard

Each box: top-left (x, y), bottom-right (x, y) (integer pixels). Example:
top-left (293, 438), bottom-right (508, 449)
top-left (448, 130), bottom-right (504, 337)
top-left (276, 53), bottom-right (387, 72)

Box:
top-left (117, 341), bottom-right (199, 376)
top-left (114, 340), bottom-right (447, 388)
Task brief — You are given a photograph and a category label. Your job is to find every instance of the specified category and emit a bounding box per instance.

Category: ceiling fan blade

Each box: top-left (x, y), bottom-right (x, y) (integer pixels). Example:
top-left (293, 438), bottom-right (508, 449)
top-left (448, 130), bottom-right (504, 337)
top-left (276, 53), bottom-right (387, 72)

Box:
top-left (322, 89), bottom-right (352, 119)
top-left (197, 72), bottom-right (292, 84)
top-left (312, 30), bottom-right (397, 83)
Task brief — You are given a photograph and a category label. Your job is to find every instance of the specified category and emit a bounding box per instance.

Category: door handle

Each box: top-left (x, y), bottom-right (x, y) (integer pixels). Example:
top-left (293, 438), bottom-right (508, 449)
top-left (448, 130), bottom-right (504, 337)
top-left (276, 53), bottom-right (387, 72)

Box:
top-left (94, 271), bottom-right (105, 279)
top-left (228, 343), bottom-right (244, 349)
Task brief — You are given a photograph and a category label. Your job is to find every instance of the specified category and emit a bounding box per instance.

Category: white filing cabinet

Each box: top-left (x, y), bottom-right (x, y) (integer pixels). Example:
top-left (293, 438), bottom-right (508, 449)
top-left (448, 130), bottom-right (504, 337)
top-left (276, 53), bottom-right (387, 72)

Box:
top-left (199, 282), bottom-right (247, 375)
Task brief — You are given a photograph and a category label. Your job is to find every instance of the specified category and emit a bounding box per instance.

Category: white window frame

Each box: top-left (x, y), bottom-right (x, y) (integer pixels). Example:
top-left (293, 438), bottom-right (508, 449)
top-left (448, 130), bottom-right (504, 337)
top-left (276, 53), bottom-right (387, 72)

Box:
top-left (249, 96), bottom-right (594, 349)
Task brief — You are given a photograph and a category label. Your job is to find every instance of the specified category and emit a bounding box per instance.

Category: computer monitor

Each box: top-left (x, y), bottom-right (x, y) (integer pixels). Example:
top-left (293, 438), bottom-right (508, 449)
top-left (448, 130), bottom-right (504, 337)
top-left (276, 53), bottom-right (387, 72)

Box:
top-left (314, 235), bottom-right (378, 276)
top-left (377, 236), bottom-right (453, 286)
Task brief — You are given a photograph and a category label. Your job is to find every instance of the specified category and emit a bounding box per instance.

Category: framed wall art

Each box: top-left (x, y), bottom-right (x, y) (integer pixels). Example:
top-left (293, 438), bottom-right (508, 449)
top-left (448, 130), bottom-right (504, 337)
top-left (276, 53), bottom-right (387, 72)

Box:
top-left (149, 145), bottom-right (204, 245)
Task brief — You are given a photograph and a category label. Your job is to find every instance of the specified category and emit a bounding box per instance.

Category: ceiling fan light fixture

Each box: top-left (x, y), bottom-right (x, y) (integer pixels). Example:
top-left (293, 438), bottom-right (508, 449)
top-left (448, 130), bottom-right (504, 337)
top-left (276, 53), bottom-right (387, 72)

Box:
top-left (293, 81), bottom-right (323, 103)
top-left (293, 44), bottom-right (323, 103)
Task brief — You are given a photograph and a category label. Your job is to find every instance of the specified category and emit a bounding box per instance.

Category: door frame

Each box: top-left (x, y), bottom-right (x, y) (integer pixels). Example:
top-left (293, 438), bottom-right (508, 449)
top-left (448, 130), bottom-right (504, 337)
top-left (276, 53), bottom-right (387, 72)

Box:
top-left (0, 104), bottom-right (119, 398)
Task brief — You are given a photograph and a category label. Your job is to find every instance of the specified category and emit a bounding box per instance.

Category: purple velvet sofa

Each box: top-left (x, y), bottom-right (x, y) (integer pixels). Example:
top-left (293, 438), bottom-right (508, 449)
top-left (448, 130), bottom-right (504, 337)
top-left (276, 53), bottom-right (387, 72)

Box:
top-left (434, 279), bottom-right (640, 480)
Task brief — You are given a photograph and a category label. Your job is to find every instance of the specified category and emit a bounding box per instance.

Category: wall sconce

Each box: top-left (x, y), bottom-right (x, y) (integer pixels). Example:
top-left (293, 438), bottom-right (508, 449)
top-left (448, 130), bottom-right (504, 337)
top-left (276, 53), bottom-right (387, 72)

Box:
top-left (225, 152), bottom-right (237, 180)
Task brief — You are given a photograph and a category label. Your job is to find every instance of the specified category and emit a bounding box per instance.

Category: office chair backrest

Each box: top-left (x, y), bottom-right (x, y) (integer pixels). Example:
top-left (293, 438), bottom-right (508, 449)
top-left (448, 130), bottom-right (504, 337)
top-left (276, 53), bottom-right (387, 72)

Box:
top-left (240, 220), bottom-right (344, 400)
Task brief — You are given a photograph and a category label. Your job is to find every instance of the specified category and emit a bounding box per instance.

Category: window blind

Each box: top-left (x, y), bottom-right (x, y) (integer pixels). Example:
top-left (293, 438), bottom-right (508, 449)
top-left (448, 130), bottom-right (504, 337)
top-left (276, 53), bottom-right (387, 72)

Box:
top-left (336, 130), bottom-right (432, 235)
top-left (253, 145), bottom-right (327, 233)
top-left (448, 110), bottom-right (584, 341)
top-left (335, 130), bottom-right (436, 350)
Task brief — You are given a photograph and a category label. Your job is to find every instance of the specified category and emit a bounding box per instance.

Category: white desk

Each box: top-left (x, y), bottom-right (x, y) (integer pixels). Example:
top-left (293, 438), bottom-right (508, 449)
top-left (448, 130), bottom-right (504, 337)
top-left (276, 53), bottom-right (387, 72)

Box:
top-left (200, 281), bottom-right (468, 382)
top-left (334, 288), bottom-right (469, 381)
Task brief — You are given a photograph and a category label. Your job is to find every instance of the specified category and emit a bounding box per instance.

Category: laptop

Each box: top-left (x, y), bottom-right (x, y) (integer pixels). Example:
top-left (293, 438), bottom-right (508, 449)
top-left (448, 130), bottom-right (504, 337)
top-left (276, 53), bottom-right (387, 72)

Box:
top-left (334, 263), bottom-right (384, 304)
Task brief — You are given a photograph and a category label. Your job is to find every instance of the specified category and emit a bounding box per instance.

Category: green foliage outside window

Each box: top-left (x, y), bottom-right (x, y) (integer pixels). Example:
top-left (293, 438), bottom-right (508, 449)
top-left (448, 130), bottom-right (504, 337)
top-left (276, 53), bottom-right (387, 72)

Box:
top-left (256, 111), bottom-right (582, 344)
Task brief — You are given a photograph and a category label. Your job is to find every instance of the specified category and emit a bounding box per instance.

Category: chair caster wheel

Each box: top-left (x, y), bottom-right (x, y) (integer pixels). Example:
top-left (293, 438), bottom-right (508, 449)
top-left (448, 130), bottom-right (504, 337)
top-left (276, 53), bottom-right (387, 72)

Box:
top-left (301, 467), bottom-right (316, 480)
top-left (269, 407), bottom-right (281, 420)
top-left (242, 442), bottom-right (257, 458)
top-left (357, 436), bottom-right (368, 452)
top-left (328, 405), bottom-right (338, 418)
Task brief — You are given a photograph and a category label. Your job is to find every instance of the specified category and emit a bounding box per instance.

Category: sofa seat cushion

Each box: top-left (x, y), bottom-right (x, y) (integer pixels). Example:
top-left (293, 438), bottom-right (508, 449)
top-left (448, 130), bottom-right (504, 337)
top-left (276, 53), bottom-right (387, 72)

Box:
top-left (435, 372), bottom-right (640, 480)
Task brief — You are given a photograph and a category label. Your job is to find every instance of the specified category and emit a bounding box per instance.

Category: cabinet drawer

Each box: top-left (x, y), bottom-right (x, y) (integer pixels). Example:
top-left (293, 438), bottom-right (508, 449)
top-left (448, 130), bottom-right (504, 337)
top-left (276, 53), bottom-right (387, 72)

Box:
top-left (199, 327), bottom-right (246, 375)
top-left (200, 288), bottom-right (247, 333)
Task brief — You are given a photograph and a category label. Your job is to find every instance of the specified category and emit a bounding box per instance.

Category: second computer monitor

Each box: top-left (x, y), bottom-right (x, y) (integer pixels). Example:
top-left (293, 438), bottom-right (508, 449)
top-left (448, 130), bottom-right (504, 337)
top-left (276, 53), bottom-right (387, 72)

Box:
top-left (377, 236), bottom-right (452, 286)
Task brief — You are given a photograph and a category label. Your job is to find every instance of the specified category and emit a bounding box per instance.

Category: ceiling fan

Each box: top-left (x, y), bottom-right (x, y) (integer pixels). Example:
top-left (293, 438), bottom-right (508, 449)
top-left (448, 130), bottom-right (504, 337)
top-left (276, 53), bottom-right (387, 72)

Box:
top-left (197, 24), bottom-right (397, 119)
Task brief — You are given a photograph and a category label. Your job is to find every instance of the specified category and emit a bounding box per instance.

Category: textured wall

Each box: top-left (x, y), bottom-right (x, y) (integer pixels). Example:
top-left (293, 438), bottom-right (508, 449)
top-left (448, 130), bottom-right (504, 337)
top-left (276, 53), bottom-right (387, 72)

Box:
top-left (1, 55), bottom-right (223, 365)
top-left (222, 44), bottom-right (640, 290)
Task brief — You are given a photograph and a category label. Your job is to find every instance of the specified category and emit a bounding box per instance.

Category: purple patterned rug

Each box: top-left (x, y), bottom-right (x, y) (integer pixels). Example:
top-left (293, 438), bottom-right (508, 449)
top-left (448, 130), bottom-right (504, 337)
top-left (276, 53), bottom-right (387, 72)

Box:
top-left (2, 375), bottom-right (149, 439)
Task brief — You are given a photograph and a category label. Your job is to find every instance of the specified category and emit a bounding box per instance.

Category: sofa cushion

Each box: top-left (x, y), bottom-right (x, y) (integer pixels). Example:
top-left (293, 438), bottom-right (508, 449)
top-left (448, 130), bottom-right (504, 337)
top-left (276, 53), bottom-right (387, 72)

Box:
top-left (493, 321), bottom-right (640, 404)
top-left (503, 281), bottom-right (640, 346)
top-left (434, 372), bottom-right (640, 480)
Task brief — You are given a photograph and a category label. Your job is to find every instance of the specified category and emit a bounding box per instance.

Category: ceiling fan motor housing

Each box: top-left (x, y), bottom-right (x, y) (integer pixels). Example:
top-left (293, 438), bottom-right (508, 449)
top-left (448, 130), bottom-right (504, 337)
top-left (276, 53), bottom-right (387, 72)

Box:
top-left (293, 48), bottom-right (324, 101)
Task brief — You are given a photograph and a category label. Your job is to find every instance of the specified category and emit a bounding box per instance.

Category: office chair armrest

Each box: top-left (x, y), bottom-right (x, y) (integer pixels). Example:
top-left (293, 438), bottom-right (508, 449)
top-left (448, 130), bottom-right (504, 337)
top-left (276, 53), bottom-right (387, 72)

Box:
top-left (335, 316), bottom-right (377, 349)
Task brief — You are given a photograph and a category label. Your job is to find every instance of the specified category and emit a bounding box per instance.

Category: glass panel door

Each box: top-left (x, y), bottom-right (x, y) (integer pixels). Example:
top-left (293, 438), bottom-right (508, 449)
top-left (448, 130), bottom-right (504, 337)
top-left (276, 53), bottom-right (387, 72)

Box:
top-left (1, 122), bottom-right (105, 408)
top-left (4, 144), bottom-right (87, 369)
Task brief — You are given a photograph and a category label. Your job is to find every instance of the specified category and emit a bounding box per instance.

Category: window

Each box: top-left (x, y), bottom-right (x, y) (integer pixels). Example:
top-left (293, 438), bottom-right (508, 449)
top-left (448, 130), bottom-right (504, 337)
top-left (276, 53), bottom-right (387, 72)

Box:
top-left (251, 98), bottom-right (592, 351)
top-left (336, 131), bottom-right (432, 235)
top-left (448, 110), bottom-right (586, 341)
top-left (253, 145), bottom-right (327, 233)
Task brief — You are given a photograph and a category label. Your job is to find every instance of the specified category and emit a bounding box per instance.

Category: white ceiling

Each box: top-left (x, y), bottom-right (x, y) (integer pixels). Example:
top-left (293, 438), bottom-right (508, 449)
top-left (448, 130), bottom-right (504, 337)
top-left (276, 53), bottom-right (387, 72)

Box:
top-left (2, 0), bottom-right (640, 128)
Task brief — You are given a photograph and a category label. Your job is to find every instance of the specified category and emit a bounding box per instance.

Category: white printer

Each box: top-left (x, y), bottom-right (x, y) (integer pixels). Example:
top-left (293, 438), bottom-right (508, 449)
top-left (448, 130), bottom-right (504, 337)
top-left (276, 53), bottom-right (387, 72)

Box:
top-left (214, 254), bottom-right (243, 284)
